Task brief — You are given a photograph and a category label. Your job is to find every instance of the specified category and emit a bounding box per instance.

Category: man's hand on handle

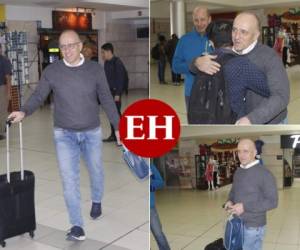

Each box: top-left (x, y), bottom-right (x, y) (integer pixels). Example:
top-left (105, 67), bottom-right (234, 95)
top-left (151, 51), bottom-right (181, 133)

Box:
top-left (114, 130), bottom-right (122, 146)
top-left (7, 111), bottom-right (25, 123)
top-left (227, 203), bottom-right (244, 216)
top-left (224, 201), bottom-right (233, 210)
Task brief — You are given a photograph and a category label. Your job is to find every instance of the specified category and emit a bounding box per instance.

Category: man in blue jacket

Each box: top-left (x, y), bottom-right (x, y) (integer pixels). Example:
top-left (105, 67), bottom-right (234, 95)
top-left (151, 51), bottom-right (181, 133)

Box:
top-left (172, 6), bottom-right (213, 111)
top-left (150, 164), bottom-right (170, 250)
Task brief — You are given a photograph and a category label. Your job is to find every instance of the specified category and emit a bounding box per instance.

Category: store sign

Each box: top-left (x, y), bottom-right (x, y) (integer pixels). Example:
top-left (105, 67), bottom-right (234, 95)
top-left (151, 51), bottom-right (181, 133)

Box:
top-left (48, 48), bottom-right (59, 52)
top-left (52, 11), bottom-right (92, 31)
top-left (281, 135), bottom-right (300, 148)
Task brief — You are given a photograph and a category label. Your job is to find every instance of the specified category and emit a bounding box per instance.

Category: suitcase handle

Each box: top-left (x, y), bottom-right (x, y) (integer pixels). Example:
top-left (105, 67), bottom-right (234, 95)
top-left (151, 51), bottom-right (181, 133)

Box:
top-left (6, 120), bottom-right (24, 183)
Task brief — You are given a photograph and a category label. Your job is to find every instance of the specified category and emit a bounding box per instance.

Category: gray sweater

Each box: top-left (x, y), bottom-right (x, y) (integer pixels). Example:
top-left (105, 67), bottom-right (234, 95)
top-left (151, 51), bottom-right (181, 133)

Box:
top-left (245, 43), bottom-right (290, 124)
top-left (228, 163), bottom-right (278, 227)
top-left (21, 60), bottom-right (119, 131)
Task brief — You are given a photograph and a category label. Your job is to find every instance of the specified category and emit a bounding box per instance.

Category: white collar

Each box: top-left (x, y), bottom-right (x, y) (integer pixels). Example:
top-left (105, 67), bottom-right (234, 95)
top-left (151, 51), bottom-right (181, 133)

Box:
top-left (63, 53), bottom-right (85, 67)
top-left (240, 160), bottom-right (259, 169)
top-left (233, 40), bottom-right (257, 55)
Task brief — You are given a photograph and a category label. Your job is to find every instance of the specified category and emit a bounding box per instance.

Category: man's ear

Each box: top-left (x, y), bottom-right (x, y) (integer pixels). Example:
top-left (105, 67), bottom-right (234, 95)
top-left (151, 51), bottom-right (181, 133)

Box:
top-left (255, 30), bottom-right (260, 40)
top-left (206, 21), bottom-right (214, 38)
top-left (79, 42), bottom-right (83, 52)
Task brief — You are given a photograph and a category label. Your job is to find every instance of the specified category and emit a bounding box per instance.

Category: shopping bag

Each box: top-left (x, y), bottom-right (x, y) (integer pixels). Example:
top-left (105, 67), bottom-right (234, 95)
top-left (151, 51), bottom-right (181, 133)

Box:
top-left (122, 146), bottom-right (149, 180)
top-left (224, 214), bottom-right (244, 250)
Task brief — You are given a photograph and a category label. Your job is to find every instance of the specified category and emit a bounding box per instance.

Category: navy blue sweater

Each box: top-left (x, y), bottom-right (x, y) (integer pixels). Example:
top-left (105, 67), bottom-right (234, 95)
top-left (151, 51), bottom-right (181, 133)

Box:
top-left (104, 56), bottom-right (127, 96)
top-left (223, 56), bottom-right (270, 118)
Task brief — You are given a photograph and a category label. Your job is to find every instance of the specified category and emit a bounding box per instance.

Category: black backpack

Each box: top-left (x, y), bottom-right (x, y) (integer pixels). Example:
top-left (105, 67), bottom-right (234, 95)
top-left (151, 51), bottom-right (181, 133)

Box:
top-left (151, 44), bottom-right (160, 60)
top-left (188, 52), bottom-right (237, 124)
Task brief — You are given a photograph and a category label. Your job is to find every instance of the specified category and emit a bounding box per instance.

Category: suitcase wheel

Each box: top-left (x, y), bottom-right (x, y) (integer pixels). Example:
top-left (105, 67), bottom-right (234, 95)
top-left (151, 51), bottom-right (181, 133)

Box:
top-left (29, 231), bottom-right (34, 238)
top-left (0, 241), bottom-right (5, 248)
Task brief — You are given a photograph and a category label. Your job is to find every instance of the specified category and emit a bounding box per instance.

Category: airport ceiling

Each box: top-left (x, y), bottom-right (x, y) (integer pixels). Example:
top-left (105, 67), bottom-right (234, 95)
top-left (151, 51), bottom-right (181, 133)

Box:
top-left (180, 125), bottom-right (300, 140)
top-left (0, 0), bottom-right (148, 11)
top-left (151, 0), bottom-right (300, 13)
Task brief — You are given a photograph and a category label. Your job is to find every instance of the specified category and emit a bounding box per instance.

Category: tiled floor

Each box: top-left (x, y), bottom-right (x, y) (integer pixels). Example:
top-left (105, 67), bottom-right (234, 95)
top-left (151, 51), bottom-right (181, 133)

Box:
top-left (0, 89), bottom-right (149, 250)
top-left (149, 63), bottom-right (300, 124)
top-left (151, 179), bottom-right (300, 250)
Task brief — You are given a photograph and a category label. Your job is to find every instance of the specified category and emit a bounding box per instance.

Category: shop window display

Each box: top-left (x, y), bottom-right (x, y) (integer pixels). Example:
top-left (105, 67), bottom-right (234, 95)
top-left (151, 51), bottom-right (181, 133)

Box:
top-left (155, 139), bottom-right (241, 190)
top-left (263, 10), bottom-right (300, 66)
top-left (154, 148), bottom-right (195, 189)
top-left (195, 140), bottom-right (240, 190)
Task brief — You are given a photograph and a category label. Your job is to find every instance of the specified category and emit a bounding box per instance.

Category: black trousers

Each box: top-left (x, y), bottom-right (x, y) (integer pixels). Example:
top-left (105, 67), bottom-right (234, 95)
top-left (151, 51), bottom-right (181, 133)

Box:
top-left (282, 46), bottom-right (288, 67)
top-left (109, 89), bottom-right (122, 137)
top-left (213, 172), bottom-right (218, 187)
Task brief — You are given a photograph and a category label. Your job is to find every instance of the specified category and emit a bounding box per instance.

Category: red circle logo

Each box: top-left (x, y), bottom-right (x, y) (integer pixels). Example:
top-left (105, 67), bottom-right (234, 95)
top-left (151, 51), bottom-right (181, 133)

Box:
top-left (119, 99), bottom-right (181, 157)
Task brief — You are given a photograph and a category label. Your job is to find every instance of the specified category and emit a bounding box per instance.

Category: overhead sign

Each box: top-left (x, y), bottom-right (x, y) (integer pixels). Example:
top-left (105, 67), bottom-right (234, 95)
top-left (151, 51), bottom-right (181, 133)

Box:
top-left (52, 11), bottom-right (92, 31)
top-left (281, 135), bottom-right (300, 148)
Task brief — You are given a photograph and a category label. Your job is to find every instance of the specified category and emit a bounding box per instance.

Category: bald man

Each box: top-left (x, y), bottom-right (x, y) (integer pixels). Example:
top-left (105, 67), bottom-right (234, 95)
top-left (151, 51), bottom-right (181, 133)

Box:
top-left (195, 12), bottom-right (289, 124)
top-left (225, 138), bottom-right (278, 250)
top-left (172, 6), bottom-right (213, 112)
top-left (8, 30), bottom-right (120, 241)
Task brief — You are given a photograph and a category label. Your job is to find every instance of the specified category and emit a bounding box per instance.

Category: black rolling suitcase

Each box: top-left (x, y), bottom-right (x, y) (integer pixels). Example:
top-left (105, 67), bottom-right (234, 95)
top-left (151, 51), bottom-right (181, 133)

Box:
top-left (204, 238), bottom-right (226, 250)
top-left (0, 121), bottom-right (36, 247)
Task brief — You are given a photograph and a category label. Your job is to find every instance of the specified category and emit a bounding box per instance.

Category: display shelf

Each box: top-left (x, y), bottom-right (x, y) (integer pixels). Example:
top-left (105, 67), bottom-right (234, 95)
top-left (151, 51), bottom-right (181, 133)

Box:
top-left (5, 31), bottom-right (29, 109)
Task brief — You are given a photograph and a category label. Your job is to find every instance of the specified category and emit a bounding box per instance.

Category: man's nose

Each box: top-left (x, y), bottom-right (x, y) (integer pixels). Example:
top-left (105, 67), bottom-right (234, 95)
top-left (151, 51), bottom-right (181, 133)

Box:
top-left (233, 31), bottom-right (241, 40)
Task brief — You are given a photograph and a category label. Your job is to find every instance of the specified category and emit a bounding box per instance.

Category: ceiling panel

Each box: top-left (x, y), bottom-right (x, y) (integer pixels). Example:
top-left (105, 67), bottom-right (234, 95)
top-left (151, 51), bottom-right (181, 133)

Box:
top-left (0, 0), bottom-right (148, 11)
top-left (180, 125), bottom-right (300, 140)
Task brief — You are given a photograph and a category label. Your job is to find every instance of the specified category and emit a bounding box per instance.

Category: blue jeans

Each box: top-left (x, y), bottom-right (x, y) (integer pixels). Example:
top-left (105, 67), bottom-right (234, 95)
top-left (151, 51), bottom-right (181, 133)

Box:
top-left (243, 225), bottom-right (265, 250)
top-left (151, 207), bottom-right (170, 250)
top-left (54, 127), bottom-right (104, 228)
top-left (158, 59), bottom-right (166, 83)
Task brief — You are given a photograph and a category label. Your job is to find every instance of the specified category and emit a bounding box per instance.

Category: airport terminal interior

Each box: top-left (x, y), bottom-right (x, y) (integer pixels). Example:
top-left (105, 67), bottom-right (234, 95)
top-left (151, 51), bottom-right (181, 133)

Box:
top-left (151, 126), bottom-right (300, 250)
top-left (0, 0), bottom-right (149, 250)
top-left (2, 0), bottom-right (300, 250)
top-left (150, 0), bottom-right (300, 124)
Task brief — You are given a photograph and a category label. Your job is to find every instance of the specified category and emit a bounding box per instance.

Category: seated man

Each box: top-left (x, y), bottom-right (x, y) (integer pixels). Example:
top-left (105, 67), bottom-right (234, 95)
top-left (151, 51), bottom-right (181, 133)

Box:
top-left (188, 20), bottom-right (270, 124)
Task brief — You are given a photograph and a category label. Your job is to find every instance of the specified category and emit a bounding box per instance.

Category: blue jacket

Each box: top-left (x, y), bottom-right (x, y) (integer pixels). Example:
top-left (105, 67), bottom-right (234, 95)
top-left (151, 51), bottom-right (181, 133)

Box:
top-left (150, 164), bottom-right (164, 208)
top-left (172, 29), bottom-right (212, 97)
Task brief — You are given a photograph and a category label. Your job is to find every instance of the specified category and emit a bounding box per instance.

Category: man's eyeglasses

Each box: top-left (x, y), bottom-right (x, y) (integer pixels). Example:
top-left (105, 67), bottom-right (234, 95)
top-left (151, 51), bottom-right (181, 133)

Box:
top-left (59, 42), bottom-right (81, 51)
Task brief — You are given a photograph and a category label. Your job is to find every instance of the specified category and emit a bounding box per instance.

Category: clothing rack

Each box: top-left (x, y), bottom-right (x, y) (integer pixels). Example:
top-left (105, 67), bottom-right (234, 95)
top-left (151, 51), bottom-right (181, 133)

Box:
top-left (5, 31), bottom-right (29, 110)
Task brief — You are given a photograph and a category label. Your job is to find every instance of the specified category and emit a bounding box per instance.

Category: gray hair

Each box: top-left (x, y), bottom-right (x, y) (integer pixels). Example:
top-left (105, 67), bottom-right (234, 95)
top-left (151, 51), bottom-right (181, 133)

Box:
top-left (192, 6), bottom-right (210, 19)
